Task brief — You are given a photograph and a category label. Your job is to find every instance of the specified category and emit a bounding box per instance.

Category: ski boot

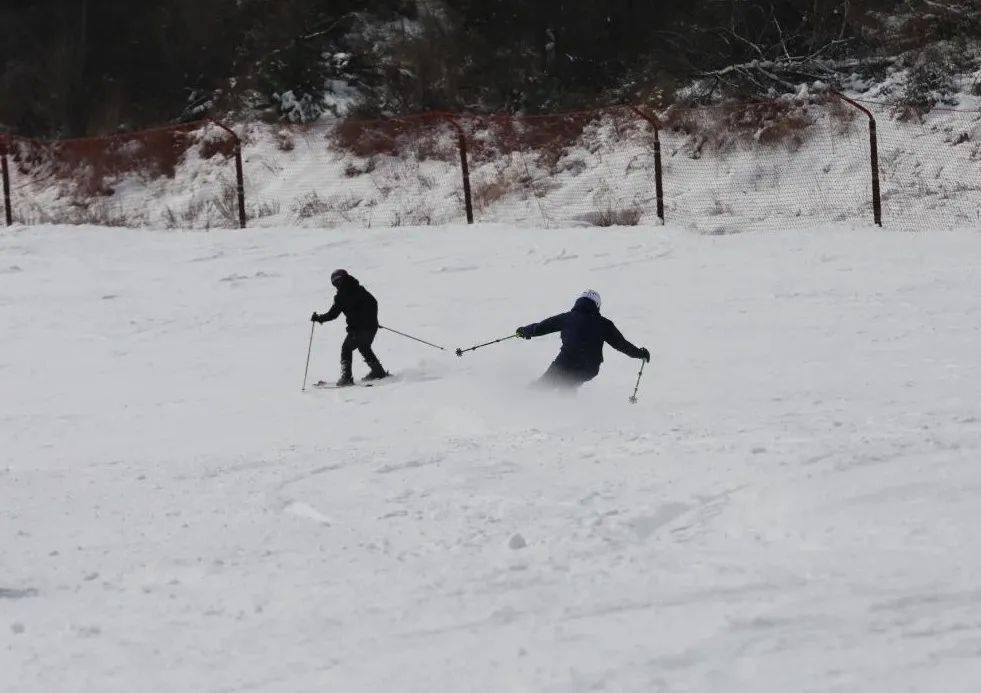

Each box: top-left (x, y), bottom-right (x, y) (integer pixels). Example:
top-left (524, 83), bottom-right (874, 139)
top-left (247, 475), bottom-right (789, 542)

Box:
top-left (336, 361), bottom-right (355, 387)
top-left (362, 353), bottom-right (389, 381)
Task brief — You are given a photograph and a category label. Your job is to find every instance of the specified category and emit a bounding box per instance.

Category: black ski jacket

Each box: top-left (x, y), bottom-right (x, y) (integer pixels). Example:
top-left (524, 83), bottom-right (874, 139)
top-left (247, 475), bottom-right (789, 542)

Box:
top-left (319, 275), bottom-right (379, 332)
top-left (520, 297), bottom-right (643, 378)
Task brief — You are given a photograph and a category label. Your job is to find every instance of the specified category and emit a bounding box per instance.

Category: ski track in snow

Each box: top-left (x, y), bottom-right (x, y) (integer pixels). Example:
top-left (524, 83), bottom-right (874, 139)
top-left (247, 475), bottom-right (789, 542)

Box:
top-left (2, 224), bottom-right (981, 692)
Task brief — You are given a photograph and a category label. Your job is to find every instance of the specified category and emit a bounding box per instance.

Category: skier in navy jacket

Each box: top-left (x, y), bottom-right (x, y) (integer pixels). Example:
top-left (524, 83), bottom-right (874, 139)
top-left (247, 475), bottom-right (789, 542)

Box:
top-left (516, 290), bottom-right (649, 389)
top-left (311, 269), bottom-right (388, 386)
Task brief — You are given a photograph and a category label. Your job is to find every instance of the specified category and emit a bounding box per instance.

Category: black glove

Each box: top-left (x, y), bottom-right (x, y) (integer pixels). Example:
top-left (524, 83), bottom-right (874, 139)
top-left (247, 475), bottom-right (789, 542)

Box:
top-left (311, 312), bottom-right (321, 323)
top-left (516, 326), bottom-right (532, 340)
top-left (639, 347), bottom-right (651, 362)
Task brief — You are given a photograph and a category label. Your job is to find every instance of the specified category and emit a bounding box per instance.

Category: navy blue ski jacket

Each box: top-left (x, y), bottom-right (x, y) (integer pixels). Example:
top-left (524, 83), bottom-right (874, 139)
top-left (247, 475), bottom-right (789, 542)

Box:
top-left (519, 297), bottom-right (644, 378)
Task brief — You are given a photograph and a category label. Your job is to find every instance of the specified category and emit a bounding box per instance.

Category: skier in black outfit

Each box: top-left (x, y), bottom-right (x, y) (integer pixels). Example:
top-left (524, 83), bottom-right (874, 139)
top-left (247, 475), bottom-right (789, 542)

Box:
top-left (516, 290), bottom-right (649, 390)
top-left (311, 269), bottom-right (388, 386)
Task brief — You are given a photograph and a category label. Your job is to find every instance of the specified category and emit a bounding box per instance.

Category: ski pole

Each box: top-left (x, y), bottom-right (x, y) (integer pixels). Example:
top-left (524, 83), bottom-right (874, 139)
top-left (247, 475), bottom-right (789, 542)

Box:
top-left (301, 322), bottom-right (315, 392)
top-left (455, 334), bottom-right (517, 357)
top-left (379, 324), bottom-right (445, 351)
top-left (629, 358), bottom-right (648, 404)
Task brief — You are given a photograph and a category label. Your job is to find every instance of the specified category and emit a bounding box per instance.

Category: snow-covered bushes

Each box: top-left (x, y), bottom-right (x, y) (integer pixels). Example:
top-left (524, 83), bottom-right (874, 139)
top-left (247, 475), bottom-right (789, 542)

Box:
top-left (660, 98), bottom-right (838, 157)
top-left (897, 45), bottom-right (962, 117)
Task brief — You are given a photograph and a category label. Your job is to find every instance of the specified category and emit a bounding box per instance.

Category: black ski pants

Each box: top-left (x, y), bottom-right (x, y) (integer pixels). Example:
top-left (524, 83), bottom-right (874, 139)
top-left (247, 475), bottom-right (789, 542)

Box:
top-left (341, 328), bottom-right (382, 369)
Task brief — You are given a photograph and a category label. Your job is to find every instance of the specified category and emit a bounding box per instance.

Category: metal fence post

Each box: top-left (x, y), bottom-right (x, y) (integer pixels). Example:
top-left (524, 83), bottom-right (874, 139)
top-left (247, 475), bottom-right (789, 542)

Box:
top-left (630, 106), bottom-right (665, 224)
top-left (209, 118), bottom-right (247, 228)
top-left (831, 92), bottom-right (883, 227)
top-left (233, 142), bottom-right (246, 229)
top-left (445, 116), bottom-right (474, 224)
top-left (868, 118), bottom-right (883, 227)
top-left (1, 135), bottom-right (12, 226)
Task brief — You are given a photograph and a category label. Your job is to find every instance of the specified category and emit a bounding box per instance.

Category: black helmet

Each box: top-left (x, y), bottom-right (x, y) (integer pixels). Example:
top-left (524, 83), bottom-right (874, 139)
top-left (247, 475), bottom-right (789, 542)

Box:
top-left (330, 269), bottom-right (350, 287)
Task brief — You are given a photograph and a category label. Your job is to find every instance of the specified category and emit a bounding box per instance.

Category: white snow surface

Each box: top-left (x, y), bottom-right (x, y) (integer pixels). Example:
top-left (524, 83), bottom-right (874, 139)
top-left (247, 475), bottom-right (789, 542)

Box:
top-left (3, 224), bottom-right (981, 692)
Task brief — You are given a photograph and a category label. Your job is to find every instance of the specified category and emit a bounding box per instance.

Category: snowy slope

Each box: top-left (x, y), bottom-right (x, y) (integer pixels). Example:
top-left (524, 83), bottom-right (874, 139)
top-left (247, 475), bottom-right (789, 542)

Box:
top-left (3, 224), bottom-right (981, 692)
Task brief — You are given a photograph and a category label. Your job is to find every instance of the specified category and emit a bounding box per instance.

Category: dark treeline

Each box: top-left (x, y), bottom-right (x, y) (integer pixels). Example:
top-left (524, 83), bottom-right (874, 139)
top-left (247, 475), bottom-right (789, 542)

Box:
top-left (2, 0), bottom-right (978, 137)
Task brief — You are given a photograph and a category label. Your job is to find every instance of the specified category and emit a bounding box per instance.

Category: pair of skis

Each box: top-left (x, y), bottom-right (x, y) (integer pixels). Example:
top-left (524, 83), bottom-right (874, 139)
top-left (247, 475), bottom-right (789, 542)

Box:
top-left (301, 324), bottom-right (428, 392)
top-left (311, 380), bottom-right (382, 390)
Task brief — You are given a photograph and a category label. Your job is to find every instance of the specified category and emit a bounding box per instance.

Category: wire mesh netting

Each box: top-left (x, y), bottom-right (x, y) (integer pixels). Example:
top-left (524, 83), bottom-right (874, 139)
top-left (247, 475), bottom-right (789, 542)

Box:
top-left (251, 114), bottom-right (468, 227)
top-left (655, 97), bottom-right (876, 233)
top-left (252, 107), bottom-right (663, 228)
top-left (869, 103), bottom-right (981, 231)
top-left (2, 98), bottom-right (979, 231)
top-left (461, 107), bottom-right (661, 227)
top-left (4, 122), bottom-right (242, 228)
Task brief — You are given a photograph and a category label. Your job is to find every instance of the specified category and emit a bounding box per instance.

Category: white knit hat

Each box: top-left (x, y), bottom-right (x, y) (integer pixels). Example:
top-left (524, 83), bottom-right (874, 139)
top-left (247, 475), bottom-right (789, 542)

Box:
top-left (579, 289), bottom-right (601, 309)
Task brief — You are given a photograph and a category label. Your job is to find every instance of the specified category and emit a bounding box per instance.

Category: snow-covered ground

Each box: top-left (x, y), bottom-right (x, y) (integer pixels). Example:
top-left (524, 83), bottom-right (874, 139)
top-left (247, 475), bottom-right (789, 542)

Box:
top-left (3, 224), bottom-right (981, 692)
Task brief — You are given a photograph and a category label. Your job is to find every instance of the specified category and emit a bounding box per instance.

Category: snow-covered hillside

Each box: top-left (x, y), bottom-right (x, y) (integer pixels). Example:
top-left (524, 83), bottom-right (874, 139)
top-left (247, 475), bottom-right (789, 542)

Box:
top-left (3, 224), bottom-right (981, 691)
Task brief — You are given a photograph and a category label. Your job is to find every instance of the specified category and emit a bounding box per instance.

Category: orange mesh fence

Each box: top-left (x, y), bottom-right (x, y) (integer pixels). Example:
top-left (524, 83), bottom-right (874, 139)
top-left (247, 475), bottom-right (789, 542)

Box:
top-left (2, 99), bottom-right (979, 231)
top-left (3, 121), bottom-right (241, 228)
